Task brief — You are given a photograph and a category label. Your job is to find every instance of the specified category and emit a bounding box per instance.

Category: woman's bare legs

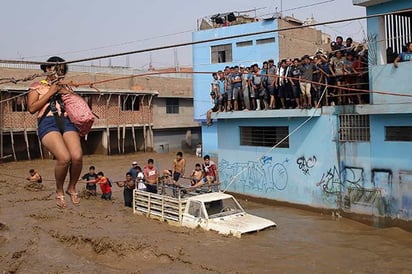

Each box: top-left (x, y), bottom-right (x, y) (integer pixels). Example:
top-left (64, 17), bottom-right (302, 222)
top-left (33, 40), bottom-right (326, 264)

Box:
top-left (63, 131), bottom-right (83, 194)
top-left (41, 130), bottom-right (83, 206)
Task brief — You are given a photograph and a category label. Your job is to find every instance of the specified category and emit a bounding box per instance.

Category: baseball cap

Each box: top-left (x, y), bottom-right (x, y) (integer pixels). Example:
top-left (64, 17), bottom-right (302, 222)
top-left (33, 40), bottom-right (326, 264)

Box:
top-left (132, 161), bottom-right (138, 165)
top-left (239, 64), bottom-right (245, 68)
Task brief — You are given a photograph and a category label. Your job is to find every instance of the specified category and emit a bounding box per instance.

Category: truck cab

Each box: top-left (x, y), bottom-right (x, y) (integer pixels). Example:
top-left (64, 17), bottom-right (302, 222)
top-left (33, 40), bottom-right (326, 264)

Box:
top-left (181, 192), bottom-right (276, 238)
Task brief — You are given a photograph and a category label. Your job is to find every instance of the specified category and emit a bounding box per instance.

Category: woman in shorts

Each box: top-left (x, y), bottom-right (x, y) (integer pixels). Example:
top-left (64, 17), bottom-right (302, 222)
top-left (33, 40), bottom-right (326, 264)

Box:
top-left (27, 56), bottom-right (82, 208)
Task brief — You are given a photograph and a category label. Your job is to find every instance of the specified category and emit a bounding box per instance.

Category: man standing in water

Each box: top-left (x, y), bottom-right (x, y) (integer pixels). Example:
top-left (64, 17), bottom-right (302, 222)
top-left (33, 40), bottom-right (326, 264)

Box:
top-left (144, 159), bottom-right (159, 194)
top-left (115, 172), bottom-right (135, 207)
top-left (81, 165), bottom-right (98, 197)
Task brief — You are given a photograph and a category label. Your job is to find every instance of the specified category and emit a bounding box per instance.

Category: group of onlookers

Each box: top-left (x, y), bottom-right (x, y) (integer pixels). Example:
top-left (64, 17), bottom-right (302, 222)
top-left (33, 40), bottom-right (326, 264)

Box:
top-left (78, 152), bottom-right (219, 208)
top-left (207, 36), bottom-right (371, 126)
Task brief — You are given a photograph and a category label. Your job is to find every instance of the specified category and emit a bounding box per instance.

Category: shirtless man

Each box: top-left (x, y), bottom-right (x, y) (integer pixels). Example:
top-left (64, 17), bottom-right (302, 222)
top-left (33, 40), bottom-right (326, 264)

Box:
top-left (189, 155), bottom-right (218, 192)
top-left (26, 169), bottom-right (42, 184)
top-left (190, 163), bottom-right (203, 186)
top-left (172, 152), bottom-right (185, 185)
top-left (26, 169), bottom-right (43, 190)
top-left (115, 172), bottom-right (135, 207)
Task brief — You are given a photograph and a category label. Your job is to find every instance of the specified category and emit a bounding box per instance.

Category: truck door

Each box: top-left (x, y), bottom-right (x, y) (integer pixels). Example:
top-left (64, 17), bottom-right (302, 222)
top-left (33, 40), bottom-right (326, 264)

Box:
top-left (182, 200), bottom-right (207, 228)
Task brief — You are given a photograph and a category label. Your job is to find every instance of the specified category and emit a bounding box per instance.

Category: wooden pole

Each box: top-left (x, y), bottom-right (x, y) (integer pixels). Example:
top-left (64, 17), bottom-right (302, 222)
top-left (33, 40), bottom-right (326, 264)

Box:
top-left (36, 129), bottom-right (43, 159)
top-left (106, 94), bottom-right (111, 155)
top-left (24, 128), bottom-right (30, 160)
top-left (131, 95), bottom-right (137, 152)
top-left (117, 94), bottom-right (121, 154)
top-left (9, 129), bottom-right (16, 161)
top-left (122, 124), bottom-right (126, 154)
top-left (141, 95), bottom-right (147, 152)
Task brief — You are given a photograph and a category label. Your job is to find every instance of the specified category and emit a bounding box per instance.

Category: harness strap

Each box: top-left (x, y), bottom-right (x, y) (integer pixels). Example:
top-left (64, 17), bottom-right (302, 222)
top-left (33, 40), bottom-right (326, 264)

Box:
top-left (38, 94), bottom-right (66, 133)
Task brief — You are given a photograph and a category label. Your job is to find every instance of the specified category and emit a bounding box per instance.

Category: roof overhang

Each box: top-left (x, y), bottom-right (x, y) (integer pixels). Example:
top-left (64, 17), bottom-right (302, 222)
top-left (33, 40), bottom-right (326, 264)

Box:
top-left (0, 85), bottom-right (159, 96)
top-left (352, 0), bottom-right (391, 7)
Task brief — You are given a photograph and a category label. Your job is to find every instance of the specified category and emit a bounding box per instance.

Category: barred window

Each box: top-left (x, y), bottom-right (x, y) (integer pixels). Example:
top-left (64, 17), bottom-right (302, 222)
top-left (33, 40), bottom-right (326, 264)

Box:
top-left (385, 126), bottom-right (412, 141)
top-left (11, 94), bottom-right (27, 112)
top-left (240, 126), bottom-right (289, 148)
top-left (256, 37), bottom-right (275, 45)
top-left (384, 12), bottom-right (412, 64)
top-left (121, 95), bottom-right (140, 111)
top-left (236, 40), bottom-right (253, 47)
top-left (81, 95), bottom-right (92, 110)
top-left (211, 44), bottom-right (232, 63)
top-left (339, 114), bottom-right (370, 142)
top-left (166, 98), bottom-right (179, 114)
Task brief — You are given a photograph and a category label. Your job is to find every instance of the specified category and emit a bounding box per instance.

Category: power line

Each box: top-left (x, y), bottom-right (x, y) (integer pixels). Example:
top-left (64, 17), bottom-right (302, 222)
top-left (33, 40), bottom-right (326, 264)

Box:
top-left (0, 8), bottom-right (411, 67)
top-left (260, 0), bottom-right (336, 17)
top-left (20, 29), bottom-right (195, 60)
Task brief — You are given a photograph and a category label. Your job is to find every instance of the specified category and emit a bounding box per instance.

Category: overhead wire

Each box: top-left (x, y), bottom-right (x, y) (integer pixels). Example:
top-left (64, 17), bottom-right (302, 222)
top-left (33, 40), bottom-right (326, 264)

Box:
top-left (20, 29), bottom-right (195, 60)
top-left (0, 8), bottom-right (411, 67)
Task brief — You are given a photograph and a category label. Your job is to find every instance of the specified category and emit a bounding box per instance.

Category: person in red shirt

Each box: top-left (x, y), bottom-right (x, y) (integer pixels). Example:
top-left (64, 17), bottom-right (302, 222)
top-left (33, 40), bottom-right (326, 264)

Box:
top-left (95, 171), bottom-right (112, 200)
top-left (189, 155), bottom-right (219, 192)
top-left (143, 159), bottom-right (159, 194)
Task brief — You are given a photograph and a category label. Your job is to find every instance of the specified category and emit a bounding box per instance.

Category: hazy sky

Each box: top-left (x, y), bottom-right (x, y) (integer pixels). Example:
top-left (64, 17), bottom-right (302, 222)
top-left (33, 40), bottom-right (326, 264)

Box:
top-left (1, 0), bottom-right (366, 69)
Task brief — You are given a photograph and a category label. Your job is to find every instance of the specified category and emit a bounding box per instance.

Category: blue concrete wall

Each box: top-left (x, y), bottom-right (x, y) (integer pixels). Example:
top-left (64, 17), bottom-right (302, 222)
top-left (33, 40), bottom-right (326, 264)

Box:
top-left (370, 62), bottom-right (412, 104)
top-left (218, 116), bottom-right (341, 209)
top-left (218, 112), bottom-right (412, 220)
top-left (200, 122), bottom-right (218, 157)
top-left (192, 20), bottom-right (279, 121)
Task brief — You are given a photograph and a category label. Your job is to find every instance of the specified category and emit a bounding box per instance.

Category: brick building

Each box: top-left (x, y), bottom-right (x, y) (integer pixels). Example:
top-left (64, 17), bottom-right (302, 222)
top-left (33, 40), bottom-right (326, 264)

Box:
top-left (0, 65), bottom-right (200, 161)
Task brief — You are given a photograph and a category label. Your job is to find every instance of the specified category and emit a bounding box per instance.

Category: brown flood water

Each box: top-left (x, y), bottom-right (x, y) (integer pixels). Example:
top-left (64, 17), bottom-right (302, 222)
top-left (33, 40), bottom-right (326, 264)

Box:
top-left (1, 152), bottom-right (412, 273)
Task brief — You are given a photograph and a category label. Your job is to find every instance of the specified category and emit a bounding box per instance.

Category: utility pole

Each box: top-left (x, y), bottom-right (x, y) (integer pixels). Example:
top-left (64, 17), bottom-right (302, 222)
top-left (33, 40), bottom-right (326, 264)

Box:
top-left (280, 0), bottom-right (283, 17)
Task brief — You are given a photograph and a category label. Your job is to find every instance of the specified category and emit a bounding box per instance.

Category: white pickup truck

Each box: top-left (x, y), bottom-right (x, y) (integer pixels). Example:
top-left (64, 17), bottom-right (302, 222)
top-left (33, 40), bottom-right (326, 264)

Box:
top-left (133, 189), bottom-right (276, 238)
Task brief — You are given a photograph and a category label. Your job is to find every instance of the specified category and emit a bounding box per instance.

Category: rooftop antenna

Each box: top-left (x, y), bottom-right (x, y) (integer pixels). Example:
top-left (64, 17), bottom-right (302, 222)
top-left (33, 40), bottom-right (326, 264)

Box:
top-left (148, 53), bottom-right (153, 71)
top-left (174, 48), bottom-right (180, 72)
top-left (280, 0), bottom-right (283, 17)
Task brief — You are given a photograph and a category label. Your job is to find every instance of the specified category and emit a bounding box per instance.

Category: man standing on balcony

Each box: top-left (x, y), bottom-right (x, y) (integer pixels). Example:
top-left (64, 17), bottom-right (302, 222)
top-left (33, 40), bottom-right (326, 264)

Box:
top-left (394, 42), bottom-right (412, 68)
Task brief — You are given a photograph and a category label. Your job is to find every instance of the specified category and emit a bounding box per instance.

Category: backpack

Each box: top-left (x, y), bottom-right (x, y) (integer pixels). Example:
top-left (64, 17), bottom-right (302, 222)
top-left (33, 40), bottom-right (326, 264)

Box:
top-left (107, 178), bottom-right (113, 187)
top-left (38, 175), bottom-right (43, 183)
top-left (61, 92), bottom-right (95, 136)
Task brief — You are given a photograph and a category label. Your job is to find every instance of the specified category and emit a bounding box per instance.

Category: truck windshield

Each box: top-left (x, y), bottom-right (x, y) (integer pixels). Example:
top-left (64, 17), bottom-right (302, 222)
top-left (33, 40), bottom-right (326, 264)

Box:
top-left (205, 197), bottom-right (243, 218)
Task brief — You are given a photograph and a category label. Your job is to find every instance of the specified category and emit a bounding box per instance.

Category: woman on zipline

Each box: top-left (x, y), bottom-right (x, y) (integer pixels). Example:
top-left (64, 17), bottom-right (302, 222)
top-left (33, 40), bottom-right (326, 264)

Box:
top-left (27, 56), bottom-right (82, 208)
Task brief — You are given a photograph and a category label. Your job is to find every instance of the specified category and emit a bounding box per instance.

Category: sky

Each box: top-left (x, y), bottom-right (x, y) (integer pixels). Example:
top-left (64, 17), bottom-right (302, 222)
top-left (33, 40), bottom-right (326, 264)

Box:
top-left (0, 0), bottom-right (367, 69)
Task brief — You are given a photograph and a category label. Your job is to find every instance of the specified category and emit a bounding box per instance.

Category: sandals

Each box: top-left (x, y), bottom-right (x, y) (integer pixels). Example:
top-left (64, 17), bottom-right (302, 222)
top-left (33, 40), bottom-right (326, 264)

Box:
top-left (56, 194), bottom-right (68, 209)
top-left (65, 190), bottom-right (80, 205)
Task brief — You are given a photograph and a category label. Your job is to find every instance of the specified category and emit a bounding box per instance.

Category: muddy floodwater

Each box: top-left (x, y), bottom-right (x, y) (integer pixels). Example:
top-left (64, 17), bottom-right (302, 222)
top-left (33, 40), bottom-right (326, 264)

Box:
top-left (1, 152), bottom-right (412, 273)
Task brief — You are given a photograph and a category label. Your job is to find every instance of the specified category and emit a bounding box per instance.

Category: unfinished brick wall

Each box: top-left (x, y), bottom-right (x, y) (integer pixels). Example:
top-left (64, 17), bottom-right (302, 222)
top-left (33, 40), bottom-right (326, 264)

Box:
top-left (278, 19), bottom-right (323, 60)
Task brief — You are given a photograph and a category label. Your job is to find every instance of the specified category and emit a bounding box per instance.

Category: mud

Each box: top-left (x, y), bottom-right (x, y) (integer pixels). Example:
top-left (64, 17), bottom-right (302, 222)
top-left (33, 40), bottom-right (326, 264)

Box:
top-left (1, 152), bottom-right (412, 273)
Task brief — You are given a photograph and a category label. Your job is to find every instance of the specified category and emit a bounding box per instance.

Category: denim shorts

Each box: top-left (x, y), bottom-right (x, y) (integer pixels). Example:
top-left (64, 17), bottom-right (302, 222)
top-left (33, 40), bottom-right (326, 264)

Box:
top-left (38, 116), bottom-right (78, 141)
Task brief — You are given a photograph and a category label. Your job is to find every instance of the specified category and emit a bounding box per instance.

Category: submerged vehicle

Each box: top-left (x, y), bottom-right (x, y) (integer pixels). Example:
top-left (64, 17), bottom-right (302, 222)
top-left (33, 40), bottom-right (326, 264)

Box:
top-left (133, 188), bottom-right (276, 238)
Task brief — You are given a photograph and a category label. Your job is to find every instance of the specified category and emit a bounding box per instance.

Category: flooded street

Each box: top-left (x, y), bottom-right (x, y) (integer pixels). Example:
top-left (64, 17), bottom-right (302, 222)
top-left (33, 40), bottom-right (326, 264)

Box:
top-left (1, 152), bottom-right (412, 273)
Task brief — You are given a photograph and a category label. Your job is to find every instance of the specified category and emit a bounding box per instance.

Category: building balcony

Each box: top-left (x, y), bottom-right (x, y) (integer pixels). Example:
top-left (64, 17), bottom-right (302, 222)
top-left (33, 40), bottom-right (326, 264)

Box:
top-left (212, 108), bottom-right (321, 120)
top-left (352, 0), bottom-right (391, 7)
top-left (370, 61), bottom-right (412, 105)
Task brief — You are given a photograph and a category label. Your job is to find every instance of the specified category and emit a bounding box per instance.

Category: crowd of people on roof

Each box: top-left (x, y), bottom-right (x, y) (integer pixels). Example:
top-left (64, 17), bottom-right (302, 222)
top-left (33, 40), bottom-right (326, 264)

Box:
top-left (206, 36), bottom-right (371, 126)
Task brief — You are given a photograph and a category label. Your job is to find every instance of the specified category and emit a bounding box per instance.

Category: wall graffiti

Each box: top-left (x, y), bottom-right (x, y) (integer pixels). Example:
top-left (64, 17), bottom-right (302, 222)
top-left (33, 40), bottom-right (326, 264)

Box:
top-left (316, 165), bottom-right (342, 195)
top-left (219, 156), bottom-right (289, 193)
top-left (342, 166), bottom-right (364, 190)
top-left (316, 164), bottom-right (395, 216)
top-left (399, 171), bottom-right (412, 219)
top-left (296, 155), bottom-right (317, 176)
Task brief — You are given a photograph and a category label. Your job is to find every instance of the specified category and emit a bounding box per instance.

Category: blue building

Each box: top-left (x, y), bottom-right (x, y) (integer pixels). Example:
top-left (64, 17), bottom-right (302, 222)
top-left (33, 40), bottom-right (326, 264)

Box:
top-left (193, 14), bottom-right (326, 156)
top-left (192, 2), bottom-right (412, 227)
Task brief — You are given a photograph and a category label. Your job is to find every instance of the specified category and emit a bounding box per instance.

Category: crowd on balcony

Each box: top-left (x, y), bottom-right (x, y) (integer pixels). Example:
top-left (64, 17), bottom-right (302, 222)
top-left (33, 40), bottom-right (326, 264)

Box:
top-left (207, 36), bottom-right (372, 125)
